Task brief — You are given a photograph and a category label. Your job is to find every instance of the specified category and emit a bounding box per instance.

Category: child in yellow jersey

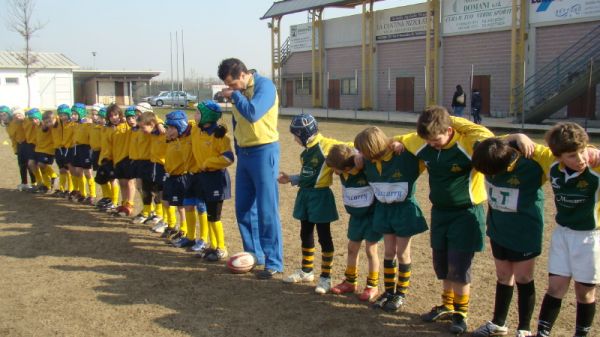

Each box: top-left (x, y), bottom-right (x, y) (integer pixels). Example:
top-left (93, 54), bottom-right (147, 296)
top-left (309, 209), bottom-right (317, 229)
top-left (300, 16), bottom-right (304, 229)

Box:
top-left (182, 100), bottom-right (233, 259)
top-left (32, 110), bottom-right (58, 193)
top-left (0, 106), bottom-right (30, 190)
top-left (50, 105), bottom-right (69, 197)
top-left (23, 108), bottom-right (40, 189)
top-left (161, 110), bottom-right (193, 240)
top-left (111, 106), bottom-right (136, 217)
top-left (95, 104), bottom-right (121, 212)
top-left (139, 111), bottom-right (168, 232)
top-left (279, 113), bottom-right (351, 294)
top-left (89, 104), bottom-right (109, 204)
top-left (71, 103), bottom-right (96, 205)
top-left (131, 103), bottom-right (158, 225)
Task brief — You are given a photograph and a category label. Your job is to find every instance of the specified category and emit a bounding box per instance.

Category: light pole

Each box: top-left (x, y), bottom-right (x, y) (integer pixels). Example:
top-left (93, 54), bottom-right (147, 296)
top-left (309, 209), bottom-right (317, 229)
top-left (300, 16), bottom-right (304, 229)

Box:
top-left (92, 51), bottom-right (97, 69)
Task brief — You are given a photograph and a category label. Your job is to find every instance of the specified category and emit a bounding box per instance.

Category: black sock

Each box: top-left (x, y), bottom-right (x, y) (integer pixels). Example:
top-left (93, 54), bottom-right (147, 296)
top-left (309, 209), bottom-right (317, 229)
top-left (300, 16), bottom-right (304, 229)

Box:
top-left (492, 282), bottom-right (514, 326)
top-left (574, 301), bottom-right (596, 337)
top-left (516, 281), bottom-right (535, 331)
top-left (537, 294), bottom-right (562, 337)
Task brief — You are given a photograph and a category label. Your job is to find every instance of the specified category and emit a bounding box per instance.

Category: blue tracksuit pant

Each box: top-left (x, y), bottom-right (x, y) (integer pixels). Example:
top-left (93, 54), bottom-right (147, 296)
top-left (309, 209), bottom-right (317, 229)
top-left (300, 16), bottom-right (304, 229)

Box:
top-left (235, 141), bottom-right (283, 272)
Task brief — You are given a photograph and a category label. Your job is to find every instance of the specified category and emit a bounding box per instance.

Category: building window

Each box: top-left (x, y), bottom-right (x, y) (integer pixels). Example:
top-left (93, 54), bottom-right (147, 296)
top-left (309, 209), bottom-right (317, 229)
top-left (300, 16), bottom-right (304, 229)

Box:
top-left (341, 78), bottom-right (357, 95)
top-left (295, 79), bottom-right (312, 95)
top-left (5, 77), bottom-right (19, 85)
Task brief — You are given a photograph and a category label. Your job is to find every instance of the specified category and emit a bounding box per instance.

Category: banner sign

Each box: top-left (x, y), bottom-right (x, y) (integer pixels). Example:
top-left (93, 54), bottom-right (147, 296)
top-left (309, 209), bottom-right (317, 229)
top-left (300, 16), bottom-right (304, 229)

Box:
top-left (443, 0), bottom-right (515, 34)
top-left (530, 0), bottom-right (600, 23)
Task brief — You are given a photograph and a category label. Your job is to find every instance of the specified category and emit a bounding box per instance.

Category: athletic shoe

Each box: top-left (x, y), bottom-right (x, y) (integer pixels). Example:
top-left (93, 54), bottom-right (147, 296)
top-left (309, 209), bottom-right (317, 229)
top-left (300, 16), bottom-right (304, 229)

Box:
top-left (383, 293), bottom-right (406, 312)
top-left (95, 198), bottom-right (111, 208)
top-left (472, 321), bottom-right (508, 337)
top-left (358, 286), bottom-right (378, 302)
top-left (115, 205), bottom-right (133, 217)
top-left (132, 213), bottom-right (148, 224)
top-left (189, 239), bottom-right (207, 253)
top-left (100, 203), bottom-right (116, 213)
top-left (205, 248), bottom-right (228, 262)
top-left (16, 184), bottom-right (31, 191)
top-left (256, 268), bottom-right (280, 280)
top-left (33, 185), bottom-right (49, 194)
top-left (172, 237), bottom-right (195, 248)
top-left (372, 292), bottom-right (393, 309)
top-left (143, 214), bottom-right (161, 225)
top-left (283, 269), bottom-right (315, 283)
top-left (50, 190), bottom-right (63, 197)
top-left (315, 276), bottom-right (332, 294)
top-left (422, 305), bottom-right (455, 322)
top-left (167, 230), bottom-right (183, 242)
top-left (151, 221), bottom-right (167, 233)
top-left (515, 331), bottom-right (532, 337)
top-left (331, 281), bottom-right (357, 295)
top-left (82, 197), bottom-right (94, 206)
top-left (160, 227), bottom-right (177, 239)
top-left (449, 314), bottom-right (467, 334)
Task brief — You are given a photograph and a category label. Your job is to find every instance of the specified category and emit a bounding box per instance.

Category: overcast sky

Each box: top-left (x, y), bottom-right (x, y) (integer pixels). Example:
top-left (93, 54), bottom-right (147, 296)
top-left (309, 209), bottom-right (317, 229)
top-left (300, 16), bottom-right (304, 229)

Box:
top-left (0, 0), bottom-right (424, 80)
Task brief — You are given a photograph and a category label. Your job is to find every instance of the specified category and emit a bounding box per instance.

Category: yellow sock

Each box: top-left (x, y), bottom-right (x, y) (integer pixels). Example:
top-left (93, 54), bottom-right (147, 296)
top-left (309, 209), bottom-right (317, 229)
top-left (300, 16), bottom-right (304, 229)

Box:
top-left (367, 271), bottom-right (379, 287)
top-left (67, 173), bottom-right (74, 192)
top-left (155, 203), bottom-right (163, 219)
top-left (442, 289), bottom-right (455, 311)
top-left (80, 176), bottom-right (88, 198)
top-left (208, 220), bottom-right (217, 248)
top-left (100, 184), bottom-right (110, 199)
top-left (209, 221), bottom-right (226, 250)
top-left (167, 206), bottom-right (176, 228)
top-left (88, 176), bottom-right (96, 198)
top-left (179, 211), bottom-right (188, 235)
top-left (142, 204), bottom-right (152, 217)
top-left (185, 209), bottom-right (197, 240)
top-left (42, 166), bottom-right (55, 188)
top-left (112, 181), bottom-right (120, 204)
top-left (454, 294), bottom-right (470, 317)
top-left (198, 212), bottom-right (208, 241)
top-left (34, 168), bottom-right (43, 187)
top-left (40, 168), bottom-right (51, 189)
top-left (59, 173), bottom-right (67, 192)
top-left (344, 266), bottom-right (358, 284)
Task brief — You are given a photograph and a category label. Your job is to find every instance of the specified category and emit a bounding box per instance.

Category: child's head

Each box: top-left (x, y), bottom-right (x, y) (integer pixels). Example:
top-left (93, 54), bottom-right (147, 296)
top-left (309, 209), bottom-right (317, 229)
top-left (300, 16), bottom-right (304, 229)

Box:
top-left (135, 102), bottom-right (153, 117)
top-left (165, 110), bottom-right (188, 140)
top-left (27, 108), bottom-right (42, 125)
top-left (96, 107), bottom-right (107, 125)
top-left (42, 110), bottom-right (57, 128)
top-left (545, 122), bottom-right (590, 172)
top-left (124, 106), bottom-right (137, 127)
top-left (12, 108), bottom-right (24, 121)
top-left (139, 111), bottom-right (158, 134)
top-left (195, 100), bottom-right (222, 127)
top-left (326, 144), bottom-right (356, 174)
top-left (354, 126), bottom-right (389, 161)
top-left (0, 105), bottom-right (11, 125)
top-left (71, 103), bottom-right (87, 122)
top-left (57, 104), bottom-right (71, 122)
top-left (91, 103), bottom-right (105, 124)
top-left (290, 113), bottom-right (318, 146)
top-left (106, 103), bottom-right (123, 126)
top-left (417, 105), bottom-right (453, 150)
top-left (472, 137), bottom-right (518, 175)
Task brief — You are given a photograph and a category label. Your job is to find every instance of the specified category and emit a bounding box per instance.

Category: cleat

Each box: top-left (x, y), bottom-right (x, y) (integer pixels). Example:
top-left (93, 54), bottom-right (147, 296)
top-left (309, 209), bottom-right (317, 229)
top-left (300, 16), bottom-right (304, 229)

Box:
top-left (132, 213), bottom-right (148, 224)
top-left (144, 214), bottom-right (162, 226)
top-left (172, 237), bottom-right (195, 248)
top-left (115, 205), bottom-right (133, 217)
top-left (515, 330), bottom-right (532, 337)
top-left (204, 248), bottom-right (228, 262)
top-left (16, 183), bottom-right (31, 191)
top-left (383, 293), bottom-right (405, 312)
top-left (82, 196), bottom-right (94, 206)
top-left (331, 281), bottom-right (357, 295)
top-left (422, 305), bottom-right (454, 322)
top-left (151, 221), bottom-right (167, 233)
top-left (189, 239), bottom-right (207, 253)
top-left (50, 190), bottom-right (63, 197)
top-left (166, 230), bottom-right (182, 242)
top-left (284, 269), bottom-right (315, 283)
top-left (315, 276), bottom-right (332, 294)
top-left (358, 286), bottom-right (378, 302)
top-left (160, 227), bottom-right (177, 239)
top-left (449, 314), bottom-right (468, 334)
top-left (472, 321), bottom-right (508, 337)
top-left (372, 292), bottom-right (393, 309)
top-left (95, 198), bottom-right (111, 208)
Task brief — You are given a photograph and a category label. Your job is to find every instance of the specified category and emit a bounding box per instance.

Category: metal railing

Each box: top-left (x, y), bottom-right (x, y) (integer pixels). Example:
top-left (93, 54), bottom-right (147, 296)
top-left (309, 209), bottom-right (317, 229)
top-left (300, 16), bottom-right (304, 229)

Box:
top-left (280, 37), bottom-right (291, 64)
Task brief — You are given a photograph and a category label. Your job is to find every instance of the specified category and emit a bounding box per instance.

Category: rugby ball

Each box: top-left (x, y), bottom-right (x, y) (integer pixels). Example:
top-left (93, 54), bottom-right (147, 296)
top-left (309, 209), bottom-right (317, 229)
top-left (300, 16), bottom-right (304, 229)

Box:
top-left (226, 252), bottom-right (256, 274)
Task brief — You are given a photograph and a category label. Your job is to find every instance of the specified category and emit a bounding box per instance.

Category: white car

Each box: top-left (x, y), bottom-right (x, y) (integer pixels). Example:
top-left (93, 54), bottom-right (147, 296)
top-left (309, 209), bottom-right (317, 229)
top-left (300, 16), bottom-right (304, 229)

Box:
top-left (147, 91), bottom-right (197, 107)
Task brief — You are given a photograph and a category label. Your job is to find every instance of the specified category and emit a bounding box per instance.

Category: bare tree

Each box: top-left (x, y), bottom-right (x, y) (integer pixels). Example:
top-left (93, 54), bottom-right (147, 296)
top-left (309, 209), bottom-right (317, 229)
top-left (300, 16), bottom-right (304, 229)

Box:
top-left (8, 0), bottom-right (45, 107)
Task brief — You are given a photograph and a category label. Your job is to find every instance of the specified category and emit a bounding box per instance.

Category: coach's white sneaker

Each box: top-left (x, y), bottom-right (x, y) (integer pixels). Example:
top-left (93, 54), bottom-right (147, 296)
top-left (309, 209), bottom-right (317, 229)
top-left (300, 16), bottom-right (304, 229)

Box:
top-left (315, 276), bottom-right (332, 294)
top-left (472, 321), bottom-right (508, 337)
top-left (284, 269), bottom-right (314, 283)
top-left (17, 184), bottom-right (31, 191)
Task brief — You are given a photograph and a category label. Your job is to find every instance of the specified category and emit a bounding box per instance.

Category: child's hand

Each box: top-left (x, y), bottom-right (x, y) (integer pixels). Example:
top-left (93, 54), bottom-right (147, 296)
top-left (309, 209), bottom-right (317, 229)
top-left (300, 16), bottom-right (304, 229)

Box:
top-left (156, 124), bottom-right (166, 134)
top-left (353, 153), bottom-right (364, 170)
top-left (389, 141), bottom-right (404, 154)
top-left (277, 172), bottom-right (290, 184)
top-left (507, 133), bottom-right (534, 158)
top-left (587, 147), bottom-right (600, 167)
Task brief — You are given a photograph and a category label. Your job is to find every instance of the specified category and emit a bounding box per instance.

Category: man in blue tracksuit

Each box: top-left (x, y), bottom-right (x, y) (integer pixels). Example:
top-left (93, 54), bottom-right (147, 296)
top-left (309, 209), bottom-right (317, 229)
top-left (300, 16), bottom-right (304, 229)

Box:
top-left (219, 58), bottom-right (283, 279)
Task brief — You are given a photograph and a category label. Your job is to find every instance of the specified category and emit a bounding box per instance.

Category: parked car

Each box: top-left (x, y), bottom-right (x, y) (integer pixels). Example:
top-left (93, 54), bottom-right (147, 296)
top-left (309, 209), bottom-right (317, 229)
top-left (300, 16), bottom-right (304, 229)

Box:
top-left (147, 91), bottom-right (197, 107)
top-left (141, 91), bottom-right (168, 104)
top-left (213, 91), bottom-right (230, 103)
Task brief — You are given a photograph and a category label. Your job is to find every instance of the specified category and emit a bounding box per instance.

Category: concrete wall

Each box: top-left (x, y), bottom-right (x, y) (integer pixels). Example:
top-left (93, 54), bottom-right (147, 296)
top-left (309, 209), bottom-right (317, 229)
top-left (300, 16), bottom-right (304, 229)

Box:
top-left (326, 46), bottom-right (362, 109)
top-left (0, 69), bottom-right (73, 109)
top-left (282, 51), bottom-right (312, 108)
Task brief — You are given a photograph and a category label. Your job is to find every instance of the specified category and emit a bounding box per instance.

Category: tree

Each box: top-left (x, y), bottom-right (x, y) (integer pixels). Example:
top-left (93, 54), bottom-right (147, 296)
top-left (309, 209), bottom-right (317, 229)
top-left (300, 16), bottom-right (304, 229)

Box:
top-left (8, 0), bottom-right (45, 107)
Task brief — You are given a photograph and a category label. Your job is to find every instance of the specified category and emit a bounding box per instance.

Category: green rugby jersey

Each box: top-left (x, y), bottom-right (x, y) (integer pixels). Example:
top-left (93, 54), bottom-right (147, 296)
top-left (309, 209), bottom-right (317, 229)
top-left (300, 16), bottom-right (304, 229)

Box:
top-left (533, 144), bottom-right (600, 231)
top-left (297, 133), bottom-right (351, 189)
top-left (339, 168), bottom-right (374, 217)
top-left (485, 154), bottom-right (545, 253)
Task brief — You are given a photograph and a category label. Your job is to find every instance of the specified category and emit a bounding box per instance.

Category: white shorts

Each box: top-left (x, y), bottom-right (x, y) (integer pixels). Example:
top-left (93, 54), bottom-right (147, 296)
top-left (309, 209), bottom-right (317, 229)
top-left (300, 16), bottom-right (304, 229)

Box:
top-left (548, 225), bottom-right (600, 284)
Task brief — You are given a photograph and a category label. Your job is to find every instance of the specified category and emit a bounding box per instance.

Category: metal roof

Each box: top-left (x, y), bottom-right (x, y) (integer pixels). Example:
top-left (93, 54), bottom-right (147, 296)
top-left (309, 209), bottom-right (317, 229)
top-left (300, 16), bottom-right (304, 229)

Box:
top-left (73, 69), bottom-right (161, 80)
top-left (0, 51), bottom-right (79, 69)
top-left (261, 0), bottom-right (381, 19)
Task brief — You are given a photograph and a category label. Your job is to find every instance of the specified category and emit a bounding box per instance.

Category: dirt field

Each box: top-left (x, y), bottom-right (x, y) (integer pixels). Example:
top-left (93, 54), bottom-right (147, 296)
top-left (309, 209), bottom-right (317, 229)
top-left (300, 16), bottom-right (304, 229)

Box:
top-left (0, 117), bottom-right (591, 337)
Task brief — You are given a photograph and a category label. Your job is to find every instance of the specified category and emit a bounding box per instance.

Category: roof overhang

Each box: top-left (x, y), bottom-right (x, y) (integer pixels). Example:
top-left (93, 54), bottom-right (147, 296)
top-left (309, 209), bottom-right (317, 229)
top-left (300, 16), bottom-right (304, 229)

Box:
top-left (261, 0), bottom-right (382, 19)
top-left (73, 69), bottom-right (162, 81)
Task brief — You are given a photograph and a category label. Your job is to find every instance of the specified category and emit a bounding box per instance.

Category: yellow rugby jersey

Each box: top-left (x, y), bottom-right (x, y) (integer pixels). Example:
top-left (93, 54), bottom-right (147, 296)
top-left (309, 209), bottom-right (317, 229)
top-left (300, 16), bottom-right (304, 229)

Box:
top-left (73, 122), bottom-right (92, 145)
top-left (7, 119), bottom-right (25, 152)
top-left (23, 119), bottom-right (37, 144)
top-left (51, 121), bottom-right (63, 150)
top-left (150, 132), bottom-right (167, 165)
top-left (397, 117), bottom-right (494, 208)
top-left (112, 123), bottom-right (131, 164)
top-left (190, 124), bottom-right (234, 173)
top-left (135, 117), bottom-right (161, 161)
top-left (128, 128), bottom-right (141, 160)
top-left (89, 124), bottom-right (103, 151)
top-left (61, 121), bottom-right (75, 148)
top-left (165, 132), bottom-right (193, 175)
top-left (99, 126), bottom-right (115, 163)
top-left (35, 126), bottom-right (55, 155)
top-left (297, 133), bottom-right (353, 189)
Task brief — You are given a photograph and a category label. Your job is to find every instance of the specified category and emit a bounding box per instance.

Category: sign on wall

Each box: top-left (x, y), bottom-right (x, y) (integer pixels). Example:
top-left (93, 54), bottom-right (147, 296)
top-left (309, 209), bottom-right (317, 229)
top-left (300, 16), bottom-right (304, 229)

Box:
top-left (290, 23), bottom-right (318, 52)
top-left (443, 0), bottom-right (516, 34)
top-left (375, 4), bottom-right (428, 41)
top-left (530, 0), bottom-right (600, 24)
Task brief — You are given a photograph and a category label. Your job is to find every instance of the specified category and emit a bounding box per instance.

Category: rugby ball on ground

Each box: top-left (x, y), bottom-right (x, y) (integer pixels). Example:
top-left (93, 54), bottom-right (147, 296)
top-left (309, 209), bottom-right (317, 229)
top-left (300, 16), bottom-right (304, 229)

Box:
top-left (226, 252), bottom-right (256, 274)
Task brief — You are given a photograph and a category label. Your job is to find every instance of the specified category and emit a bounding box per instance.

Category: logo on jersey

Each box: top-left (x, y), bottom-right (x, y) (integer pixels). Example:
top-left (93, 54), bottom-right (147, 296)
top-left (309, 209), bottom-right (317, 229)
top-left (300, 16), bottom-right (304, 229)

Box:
top-left (576, 180), bottom-right (589, 190)
top-left (486, 182), bottom-right (519, 212)
top-left (451, 164), bottom-right (462, 173)
top-left (392, 170), bottom-right (403, 179)
top-left (301, 166), bottom-right (316, 177)
top-left (507, 175), bottom-right (520, 186)
top-left (551, 177), bottom-right (561, 189)
top-left (555, 193), bottom-right (587, 209)
top-left (356, 178), bottom-right (368, 186)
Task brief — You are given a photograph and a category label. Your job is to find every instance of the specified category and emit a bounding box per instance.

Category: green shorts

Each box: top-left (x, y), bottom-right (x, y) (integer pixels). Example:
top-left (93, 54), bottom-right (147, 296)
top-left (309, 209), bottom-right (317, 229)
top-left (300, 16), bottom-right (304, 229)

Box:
top-left (373, 200), bottom-right (428, 237)
top-left (430, 204), bottom-right (486, 252)
top-left (348, 213), bottom-right (382, 243)
top-left (293, 187), bottom-right (339, 223)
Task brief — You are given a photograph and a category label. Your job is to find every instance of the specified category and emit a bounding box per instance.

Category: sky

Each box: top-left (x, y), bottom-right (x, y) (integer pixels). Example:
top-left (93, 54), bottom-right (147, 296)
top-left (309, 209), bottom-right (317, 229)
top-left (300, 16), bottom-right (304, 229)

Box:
top-left (0, 0), bottom-right (424, 81)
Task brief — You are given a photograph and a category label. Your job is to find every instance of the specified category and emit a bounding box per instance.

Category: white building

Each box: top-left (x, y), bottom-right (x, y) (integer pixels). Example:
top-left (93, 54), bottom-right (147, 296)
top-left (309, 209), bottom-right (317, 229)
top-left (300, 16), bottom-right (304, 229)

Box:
top-left (0, 51), bottom-right (78, 109)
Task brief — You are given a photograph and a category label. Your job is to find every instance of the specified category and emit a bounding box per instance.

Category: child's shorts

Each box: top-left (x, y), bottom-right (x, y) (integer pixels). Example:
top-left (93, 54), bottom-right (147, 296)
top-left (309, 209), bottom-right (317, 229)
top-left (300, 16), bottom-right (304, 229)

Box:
top-left (373, 199), bottom-right (428, 237)
top-left (91, 150), bottom-right (100, 171)
top-left (65, 147), bottom-right (76, 165)
top-left (17, 143), bottom-right (28, 166)
top-left (432, 249), bottom-right (475, 284)
top-left (114, 158), bottom-right (135, 180)
top-left (293, 187), bottom-right (339, 223)
top-left (187, 170), bottom-right (231, 202)
top-left (150, 162), bottom-right (165, 189)
top-left (136, 160), bottom-right (154, 181)
top-left (430, 204), bottom-right (486, 253)
top-left (35, 152), bottom-right (54, 165)
top-left (490, 239), bottom-right (540, 262)
top-left (348, 213), bottom-right (382, 242)
top-left (548, 225), bottom-right (600, 284)
top-left (55, 148), bottom-right (68, 169)
top-left (73, 144), bottom-right (93, 169)
top-left (95, 162), bottom-right (115, 185)
top-left (22, 143), bottom-right (36, 161)
top-left (162, 174), bottom-right (190, 206)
